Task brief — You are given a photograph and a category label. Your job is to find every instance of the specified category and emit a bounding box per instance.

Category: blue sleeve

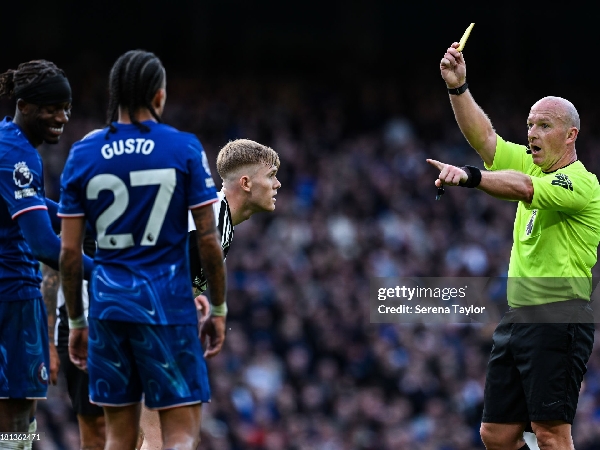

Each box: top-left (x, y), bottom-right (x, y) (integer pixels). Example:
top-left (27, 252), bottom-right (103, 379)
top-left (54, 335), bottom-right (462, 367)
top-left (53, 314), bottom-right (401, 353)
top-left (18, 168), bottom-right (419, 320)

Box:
top-left (187, 137), bottom-right (217, 208)
top-left (47, 196), bottom-right (94, 236)
top-left (16, 209), bottom-right (94, 279)
top-left (0, 145), bottom-right (47, 218)
top-left (45, 197), bottom-right (61, 232)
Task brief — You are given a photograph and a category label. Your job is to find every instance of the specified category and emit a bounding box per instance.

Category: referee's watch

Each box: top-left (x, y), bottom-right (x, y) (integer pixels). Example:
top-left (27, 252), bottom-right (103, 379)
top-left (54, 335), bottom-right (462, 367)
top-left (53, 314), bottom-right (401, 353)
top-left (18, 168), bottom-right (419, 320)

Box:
top-left (448, 82), bottom-right (468, 95)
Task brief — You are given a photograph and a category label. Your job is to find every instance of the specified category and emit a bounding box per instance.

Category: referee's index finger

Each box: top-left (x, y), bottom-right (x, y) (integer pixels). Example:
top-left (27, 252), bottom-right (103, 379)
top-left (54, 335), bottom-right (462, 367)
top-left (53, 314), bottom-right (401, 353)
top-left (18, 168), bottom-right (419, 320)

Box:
top-left (426, 159), bottom-right (444, 171)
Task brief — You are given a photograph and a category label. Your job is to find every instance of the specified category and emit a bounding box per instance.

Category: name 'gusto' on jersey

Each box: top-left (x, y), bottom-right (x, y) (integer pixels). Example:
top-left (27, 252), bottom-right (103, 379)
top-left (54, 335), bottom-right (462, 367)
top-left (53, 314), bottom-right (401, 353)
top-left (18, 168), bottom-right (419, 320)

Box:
top-left (101, 139), bottom-right (155, 159)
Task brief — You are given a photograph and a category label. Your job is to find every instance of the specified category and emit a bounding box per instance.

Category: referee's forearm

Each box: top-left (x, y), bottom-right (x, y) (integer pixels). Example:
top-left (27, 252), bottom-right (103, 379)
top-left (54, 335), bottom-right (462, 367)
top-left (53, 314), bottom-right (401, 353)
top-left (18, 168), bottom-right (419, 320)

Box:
top-left (477, 170), bottom-right (534, 203)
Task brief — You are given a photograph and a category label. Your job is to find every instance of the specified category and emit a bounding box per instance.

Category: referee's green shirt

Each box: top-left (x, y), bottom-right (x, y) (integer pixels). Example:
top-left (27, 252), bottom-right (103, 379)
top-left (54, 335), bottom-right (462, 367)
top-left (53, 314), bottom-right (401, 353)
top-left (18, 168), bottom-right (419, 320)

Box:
top-left (485, 135), bottom-right (600, 307)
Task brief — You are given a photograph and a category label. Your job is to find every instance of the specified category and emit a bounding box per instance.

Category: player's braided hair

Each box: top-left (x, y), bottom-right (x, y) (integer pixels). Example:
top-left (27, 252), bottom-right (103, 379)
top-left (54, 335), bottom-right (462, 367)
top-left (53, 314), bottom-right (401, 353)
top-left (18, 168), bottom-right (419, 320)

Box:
top-left (106, 50), bottom-right (165, 136)
top-left (0, 60), bottom-right (66, 99)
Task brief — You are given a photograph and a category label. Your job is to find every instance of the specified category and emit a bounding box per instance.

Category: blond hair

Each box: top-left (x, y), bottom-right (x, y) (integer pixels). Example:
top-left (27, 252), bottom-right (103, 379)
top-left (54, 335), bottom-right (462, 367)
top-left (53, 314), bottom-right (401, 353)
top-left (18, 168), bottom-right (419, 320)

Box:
top-left (217, 139), bottom-right (280, 180)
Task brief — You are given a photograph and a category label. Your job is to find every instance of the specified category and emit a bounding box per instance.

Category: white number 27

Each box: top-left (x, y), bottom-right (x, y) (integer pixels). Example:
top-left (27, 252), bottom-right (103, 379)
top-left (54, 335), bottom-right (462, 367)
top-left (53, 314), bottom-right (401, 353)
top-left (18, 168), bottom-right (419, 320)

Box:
top-left (86, 168), bottom-right (176, 249)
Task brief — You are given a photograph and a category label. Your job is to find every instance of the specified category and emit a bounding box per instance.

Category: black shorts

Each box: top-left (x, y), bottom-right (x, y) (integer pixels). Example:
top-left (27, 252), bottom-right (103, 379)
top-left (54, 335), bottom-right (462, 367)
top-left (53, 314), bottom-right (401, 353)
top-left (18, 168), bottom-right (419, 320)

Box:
top-left (57, 322), bottom-right (103, 417)
top-left (482, 300), bottom-right (594, 425)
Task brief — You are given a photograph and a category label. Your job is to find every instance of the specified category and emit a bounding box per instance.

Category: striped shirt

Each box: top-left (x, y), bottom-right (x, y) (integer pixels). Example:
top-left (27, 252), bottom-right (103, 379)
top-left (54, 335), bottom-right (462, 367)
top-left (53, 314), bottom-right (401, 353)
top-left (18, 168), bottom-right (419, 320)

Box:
top-left (188, 190), bottom-right (234, 294)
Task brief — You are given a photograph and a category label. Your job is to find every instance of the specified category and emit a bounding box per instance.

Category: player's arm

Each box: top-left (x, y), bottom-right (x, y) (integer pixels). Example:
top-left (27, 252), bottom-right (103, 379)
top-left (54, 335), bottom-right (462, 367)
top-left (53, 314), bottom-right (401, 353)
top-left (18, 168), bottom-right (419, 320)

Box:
top-left (191, 205), bottom-right (226, 358)
top-left (41, 264), bottom-right (59, 333)
top-left (46, 196), bottom-right (95, 236)
top-left (440, 42), bottom-right (497, 166)
top-left (191, 205), bottom-right (225, 309)
top-left (427, 159), bottom-right (533, 202)
top-left (16, 209), bottom-right (94, 279)
top-left (60, 217), bottom-right (85, 321)
top-left (45, 197), bottom-right (61, 233)
top-left (60, 216), bottom-right (88, 371)
top-left (41, 263), bottom-right (60, 384)
top-left (188, 229), bottom-right (205, 294)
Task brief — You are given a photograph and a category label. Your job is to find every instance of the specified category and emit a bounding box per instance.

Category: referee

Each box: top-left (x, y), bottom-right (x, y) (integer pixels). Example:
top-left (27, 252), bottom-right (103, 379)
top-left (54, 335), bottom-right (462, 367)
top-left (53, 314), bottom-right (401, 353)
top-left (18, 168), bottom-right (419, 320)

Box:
top-left (431, 41), bottom-right (600, 450)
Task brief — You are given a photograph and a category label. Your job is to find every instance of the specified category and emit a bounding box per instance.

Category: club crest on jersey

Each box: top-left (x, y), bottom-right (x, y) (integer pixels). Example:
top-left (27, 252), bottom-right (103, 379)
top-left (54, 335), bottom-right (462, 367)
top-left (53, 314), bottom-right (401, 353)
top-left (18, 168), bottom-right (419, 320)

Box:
top-left (13, 161), bottom-right (33, 187)
top-left (38, 363), bottom-right (48, 384)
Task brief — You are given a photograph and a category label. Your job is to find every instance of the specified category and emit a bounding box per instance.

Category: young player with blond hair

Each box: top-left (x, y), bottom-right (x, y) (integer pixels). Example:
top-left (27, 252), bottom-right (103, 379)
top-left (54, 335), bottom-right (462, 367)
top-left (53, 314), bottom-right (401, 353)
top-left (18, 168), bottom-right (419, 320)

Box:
top-left (139, 138), bottom-right (281, 449)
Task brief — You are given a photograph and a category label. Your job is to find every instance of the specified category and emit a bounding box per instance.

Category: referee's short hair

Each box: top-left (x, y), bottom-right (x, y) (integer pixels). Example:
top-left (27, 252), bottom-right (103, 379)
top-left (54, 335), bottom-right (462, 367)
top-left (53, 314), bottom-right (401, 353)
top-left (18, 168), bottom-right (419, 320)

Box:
top-left (217, 139), bottom-right (280, 180)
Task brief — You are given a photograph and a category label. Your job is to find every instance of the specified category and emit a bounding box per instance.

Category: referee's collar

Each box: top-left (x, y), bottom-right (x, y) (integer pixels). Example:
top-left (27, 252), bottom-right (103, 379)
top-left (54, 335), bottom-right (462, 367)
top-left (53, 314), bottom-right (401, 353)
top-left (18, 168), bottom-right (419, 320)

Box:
top-left (542, 159), bottom-right (578, 174)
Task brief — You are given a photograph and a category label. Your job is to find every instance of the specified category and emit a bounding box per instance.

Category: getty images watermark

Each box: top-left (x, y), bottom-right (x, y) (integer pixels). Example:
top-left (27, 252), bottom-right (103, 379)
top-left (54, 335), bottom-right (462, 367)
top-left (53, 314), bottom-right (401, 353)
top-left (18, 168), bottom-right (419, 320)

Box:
top-left (370, 277), bottom-right (600, 323)
top-left (377, 285), bottom-right (484, 315)
top-left (370, 278), bottom-right (498, 323)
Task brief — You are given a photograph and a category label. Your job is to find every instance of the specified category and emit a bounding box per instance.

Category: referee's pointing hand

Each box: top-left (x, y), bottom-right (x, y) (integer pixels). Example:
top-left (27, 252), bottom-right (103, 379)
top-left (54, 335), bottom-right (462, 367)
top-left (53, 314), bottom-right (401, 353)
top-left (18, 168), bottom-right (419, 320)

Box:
top-left (427, 159), bottom-right (469, 188)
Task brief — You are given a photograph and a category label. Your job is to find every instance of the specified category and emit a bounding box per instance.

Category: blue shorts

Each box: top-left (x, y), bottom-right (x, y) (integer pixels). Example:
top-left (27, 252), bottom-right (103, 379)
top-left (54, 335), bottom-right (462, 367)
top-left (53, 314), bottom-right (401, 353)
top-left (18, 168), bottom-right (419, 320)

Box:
top-left (88, 319), bottom-right (210, 409)
top-left (0, 298), bottom-right (49, 399)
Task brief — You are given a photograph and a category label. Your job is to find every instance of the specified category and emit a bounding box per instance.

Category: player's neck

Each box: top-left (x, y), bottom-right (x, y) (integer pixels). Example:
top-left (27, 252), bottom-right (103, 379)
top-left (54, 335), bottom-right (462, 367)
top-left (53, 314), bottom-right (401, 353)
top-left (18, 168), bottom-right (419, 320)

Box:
top-left (117, 108), bottom-right (158, 124)
top-left (13, 114), bottom-right (42, 148)
top-left (227, 199), bottom-right (251, 226)
top-left (223, 188), bottom-right (252, 226)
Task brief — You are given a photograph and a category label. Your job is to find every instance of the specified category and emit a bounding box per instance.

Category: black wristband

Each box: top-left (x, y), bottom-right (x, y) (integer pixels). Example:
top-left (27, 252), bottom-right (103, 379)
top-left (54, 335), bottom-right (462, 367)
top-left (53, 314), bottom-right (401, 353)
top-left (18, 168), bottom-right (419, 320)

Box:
top-left (448, 82), bottom-right (468, 95)
top-left (459, 165), bottom-right (481, 188)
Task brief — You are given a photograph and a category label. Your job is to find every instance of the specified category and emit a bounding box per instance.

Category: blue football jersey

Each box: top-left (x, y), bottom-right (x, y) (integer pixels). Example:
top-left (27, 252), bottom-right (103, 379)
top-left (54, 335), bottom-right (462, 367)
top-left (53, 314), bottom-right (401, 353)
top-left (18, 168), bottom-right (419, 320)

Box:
top-left (58, 121), bottom-right (218, 325)
top-left (0, 117), bottom-right (48, 301)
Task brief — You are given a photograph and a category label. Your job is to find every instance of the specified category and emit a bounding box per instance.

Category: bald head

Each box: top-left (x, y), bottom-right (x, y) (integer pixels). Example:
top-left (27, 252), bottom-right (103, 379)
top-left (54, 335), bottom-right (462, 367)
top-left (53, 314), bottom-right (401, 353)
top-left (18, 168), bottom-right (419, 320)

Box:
top-left (531, 96), bottom-right (580, 130)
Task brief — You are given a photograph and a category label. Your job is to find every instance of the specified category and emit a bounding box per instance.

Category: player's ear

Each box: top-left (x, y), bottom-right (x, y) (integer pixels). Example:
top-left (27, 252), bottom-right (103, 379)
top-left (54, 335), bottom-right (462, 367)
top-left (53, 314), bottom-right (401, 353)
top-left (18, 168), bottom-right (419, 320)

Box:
top-left (16, 99), bottom-right (34, 116)
top-left (239, 175), bottom-right (252, 192)
top-left (152, 88), bottom-right (166, 111)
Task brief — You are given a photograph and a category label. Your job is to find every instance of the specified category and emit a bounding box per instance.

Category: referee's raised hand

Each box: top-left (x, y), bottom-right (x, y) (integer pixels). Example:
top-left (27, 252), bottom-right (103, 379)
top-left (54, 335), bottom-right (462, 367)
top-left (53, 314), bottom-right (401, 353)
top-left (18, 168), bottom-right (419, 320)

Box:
top-left (440, 42), bottom-right (467, 89)
top-left (426, 158), bottom-right (468, 187)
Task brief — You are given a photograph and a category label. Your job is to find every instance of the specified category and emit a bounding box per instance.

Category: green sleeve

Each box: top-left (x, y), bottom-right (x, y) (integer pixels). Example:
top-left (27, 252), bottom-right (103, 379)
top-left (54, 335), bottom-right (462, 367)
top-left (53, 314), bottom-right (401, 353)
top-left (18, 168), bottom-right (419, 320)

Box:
top-left (484, 134), bottom-right (532, 173)
top-left (525, 171), bottom-right (590, 213)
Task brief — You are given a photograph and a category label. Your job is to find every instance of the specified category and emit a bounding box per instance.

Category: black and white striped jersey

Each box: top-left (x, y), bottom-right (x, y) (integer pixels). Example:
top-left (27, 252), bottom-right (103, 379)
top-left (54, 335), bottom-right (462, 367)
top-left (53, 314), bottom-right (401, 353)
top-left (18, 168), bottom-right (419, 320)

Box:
top-left (188, 190), bottom-right (233, 294)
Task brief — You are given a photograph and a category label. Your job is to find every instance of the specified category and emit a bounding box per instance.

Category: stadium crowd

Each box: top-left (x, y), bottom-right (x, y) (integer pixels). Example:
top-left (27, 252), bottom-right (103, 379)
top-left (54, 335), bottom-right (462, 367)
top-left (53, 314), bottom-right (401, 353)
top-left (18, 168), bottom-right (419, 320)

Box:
top-left (4, 69), bottom-right (600, 450)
